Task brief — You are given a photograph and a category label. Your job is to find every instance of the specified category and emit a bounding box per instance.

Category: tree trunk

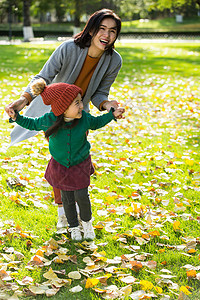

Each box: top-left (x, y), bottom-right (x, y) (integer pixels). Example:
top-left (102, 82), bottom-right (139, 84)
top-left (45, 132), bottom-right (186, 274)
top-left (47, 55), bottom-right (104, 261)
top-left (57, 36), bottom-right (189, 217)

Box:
top-left (73, 0), bottom-right (81, 35)
top-left (23, 0), bottom-right (34, 41)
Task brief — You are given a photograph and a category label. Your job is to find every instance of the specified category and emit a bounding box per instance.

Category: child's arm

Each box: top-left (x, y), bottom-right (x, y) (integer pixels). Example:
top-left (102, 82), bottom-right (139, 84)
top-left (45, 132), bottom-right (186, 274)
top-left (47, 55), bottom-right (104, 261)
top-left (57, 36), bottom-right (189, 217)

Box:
top-left (88, 107), bottom-right (125, 130)
top-left (8, 111), bottom-right (55, 132)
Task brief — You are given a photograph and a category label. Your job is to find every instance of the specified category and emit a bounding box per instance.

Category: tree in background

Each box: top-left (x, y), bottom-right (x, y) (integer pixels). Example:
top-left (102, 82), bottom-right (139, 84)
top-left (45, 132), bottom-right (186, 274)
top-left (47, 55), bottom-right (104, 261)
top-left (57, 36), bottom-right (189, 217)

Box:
top-left (0, 0), bottom-right (34, 40)
top-left (118, 0), bottom-right (153, 20)
top-left (117, 0), bottom-right (200, 20)
top-left (156, 0), bottom-right (199, 21)
top-left (0, 0), bottom-right (12, 23)
top-left (156, 0), bottom-right (191, 13)
top-left (74, 0), bottom-right (81, 29)
top-left (54, 0), bottom-right (68, 22)
top-left (63, 0), bottom-right (101, 34)
top-left (86, 0), bottom-right (119, 15)
top-left (0, 0), bottom-right (22, 23)
top-left (31, 0), bottom-right (54, 23)
top-left (23, 0), bottom-right (34, 41)
top-left (31, 0), bottom-right (68, 23)
top-left (0, 0), bottom-right (200, 30)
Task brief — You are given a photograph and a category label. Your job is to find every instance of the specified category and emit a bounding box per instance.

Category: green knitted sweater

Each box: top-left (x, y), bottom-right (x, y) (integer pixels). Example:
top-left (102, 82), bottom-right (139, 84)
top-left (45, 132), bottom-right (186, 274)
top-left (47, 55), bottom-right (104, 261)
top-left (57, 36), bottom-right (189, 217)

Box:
top-left (14, 110), bottom-right (115, 168)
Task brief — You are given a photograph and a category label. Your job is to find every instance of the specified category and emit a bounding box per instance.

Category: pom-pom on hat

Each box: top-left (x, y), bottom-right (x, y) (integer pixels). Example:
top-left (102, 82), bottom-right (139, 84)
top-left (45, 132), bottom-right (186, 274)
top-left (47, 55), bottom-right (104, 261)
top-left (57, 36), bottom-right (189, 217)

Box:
top-left (30, 79), bottom-right (82, 116)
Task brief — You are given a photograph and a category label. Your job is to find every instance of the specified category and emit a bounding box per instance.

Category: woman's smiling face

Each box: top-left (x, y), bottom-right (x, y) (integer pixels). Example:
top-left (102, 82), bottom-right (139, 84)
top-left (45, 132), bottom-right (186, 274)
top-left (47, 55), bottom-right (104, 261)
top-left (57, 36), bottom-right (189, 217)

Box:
top-left (89, 18), bottom-right (117, 57)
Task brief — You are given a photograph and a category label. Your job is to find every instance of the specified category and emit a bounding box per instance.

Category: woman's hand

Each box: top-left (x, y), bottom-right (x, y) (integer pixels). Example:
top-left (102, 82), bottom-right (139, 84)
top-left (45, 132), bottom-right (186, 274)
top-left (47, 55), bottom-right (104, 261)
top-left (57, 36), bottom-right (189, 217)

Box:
top-left (9, 110), bottom-right (17, 121)
top-left (5, 96), bottom-right (28, 118)
top-left (103, 100), bottom-right (119, 112)
top-left (103, 100), bottom-right (125, 119)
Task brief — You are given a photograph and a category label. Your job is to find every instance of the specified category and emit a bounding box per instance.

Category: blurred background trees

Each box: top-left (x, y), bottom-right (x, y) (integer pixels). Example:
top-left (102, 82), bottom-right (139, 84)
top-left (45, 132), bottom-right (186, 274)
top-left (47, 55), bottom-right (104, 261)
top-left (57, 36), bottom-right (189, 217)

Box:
top-left (1, 0), bottom-right (199, 24)
top-left (0, 0), bottom-right (199, 40)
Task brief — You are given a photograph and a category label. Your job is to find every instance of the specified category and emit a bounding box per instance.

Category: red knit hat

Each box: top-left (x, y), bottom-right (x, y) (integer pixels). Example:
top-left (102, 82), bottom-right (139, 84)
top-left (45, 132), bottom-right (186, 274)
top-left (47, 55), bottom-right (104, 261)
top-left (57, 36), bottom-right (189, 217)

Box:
top-left (30, 79), bottom-right (82, 116)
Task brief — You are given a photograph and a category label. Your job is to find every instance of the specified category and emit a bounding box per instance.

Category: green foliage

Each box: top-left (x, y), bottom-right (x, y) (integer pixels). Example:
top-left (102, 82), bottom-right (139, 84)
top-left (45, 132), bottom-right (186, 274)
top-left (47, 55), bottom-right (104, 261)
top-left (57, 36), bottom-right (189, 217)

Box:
top-left (1, 0), bottom-right (200, 26)
top-left (119, 0), bottom-right (156, 19)
top-left (157, 0), bottom-right (193, 12)
top-left (31, 0), bottom-right (55, 15)
top-left (118, 0), bottom-right (199, 19)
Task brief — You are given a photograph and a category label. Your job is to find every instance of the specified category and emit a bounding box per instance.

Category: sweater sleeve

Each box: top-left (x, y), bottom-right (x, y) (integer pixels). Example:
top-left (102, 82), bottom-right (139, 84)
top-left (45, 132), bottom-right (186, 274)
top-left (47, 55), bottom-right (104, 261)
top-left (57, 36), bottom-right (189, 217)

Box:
top-left (91, 52), bottom-right (122, 110)
top-left (22, 42), bottom-right (69, 101)
top-left (86, 109), bottom-right (115, 130)
top-left (14, 112), bottom-right (56, 132)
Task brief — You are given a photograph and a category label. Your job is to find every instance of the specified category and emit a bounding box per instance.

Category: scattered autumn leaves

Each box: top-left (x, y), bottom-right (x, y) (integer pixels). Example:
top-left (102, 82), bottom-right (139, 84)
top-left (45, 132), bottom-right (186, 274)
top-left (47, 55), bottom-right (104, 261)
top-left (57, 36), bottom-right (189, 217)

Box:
top-left (0, 45), bottom-right (200, 299)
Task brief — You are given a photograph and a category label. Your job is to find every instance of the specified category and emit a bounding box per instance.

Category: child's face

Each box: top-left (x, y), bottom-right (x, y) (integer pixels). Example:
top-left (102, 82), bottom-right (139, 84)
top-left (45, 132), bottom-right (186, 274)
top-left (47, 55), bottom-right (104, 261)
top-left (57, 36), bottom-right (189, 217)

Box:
top-left (64, 93), bottom-right (83, 119)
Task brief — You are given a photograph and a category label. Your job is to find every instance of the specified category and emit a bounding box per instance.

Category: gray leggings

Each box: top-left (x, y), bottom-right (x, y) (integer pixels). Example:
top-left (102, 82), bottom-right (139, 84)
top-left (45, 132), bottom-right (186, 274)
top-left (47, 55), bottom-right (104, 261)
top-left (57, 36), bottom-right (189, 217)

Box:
top-left (61, 188), bottom-right (92, 228)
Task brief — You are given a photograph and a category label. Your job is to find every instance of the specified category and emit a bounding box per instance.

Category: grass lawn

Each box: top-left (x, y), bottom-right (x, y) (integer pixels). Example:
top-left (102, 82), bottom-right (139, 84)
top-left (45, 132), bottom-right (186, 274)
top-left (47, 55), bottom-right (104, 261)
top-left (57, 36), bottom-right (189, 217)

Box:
top-left (122, 16), bottom-right (200, 32)
top-left (0, 41), bottom-right (200, 299)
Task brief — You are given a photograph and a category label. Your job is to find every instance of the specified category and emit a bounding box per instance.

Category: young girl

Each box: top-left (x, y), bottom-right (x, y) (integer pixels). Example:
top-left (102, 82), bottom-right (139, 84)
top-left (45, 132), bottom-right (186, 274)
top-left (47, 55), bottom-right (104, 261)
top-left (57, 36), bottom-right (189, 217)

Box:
top-left (8, 79), bottom-right (125, 241)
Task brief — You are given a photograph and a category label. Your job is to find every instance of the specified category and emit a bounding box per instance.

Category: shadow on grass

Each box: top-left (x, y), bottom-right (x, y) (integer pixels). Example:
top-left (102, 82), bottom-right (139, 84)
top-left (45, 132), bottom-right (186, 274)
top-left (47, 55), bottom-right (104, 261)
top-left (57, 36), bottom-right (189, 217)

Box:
top-left (116, 44), bottom-right (200, 79)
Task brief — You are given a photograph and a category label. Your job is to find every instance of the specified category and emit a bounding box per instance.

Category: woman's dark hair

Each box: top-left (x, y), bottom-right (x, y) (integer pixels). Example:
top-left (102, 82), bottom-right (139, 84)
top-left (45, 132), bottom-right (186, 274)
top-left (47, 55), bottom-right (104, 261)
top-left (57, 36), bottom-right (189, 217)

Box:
top-left (74, 9), bottom-right (121, 55)
top-left (45, 115), bottom-right (79, 139)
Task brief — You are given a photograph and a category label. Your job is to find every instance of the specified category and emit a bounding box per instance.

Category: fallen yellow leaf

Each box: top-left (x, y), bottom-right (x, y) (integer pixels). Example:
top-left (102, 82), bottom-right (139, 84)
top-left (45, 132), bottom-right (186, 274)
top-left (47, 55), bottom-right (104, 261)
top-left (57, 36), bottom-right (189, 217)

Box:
top-left (140, 280), bottom-right (154, 290)
top-left (149, 230), bottom-right (160, 237)
top-left (173, 220), bottom-right (181, 231)
top-left (85, 278), bottom-right (99, 288)
top-left (43, 268), bottom-right (58, 281)
top-left (154, 286), bottom-right (163, 294)
top-left (180, 286), bottom-right (192, 295)
top-left (186, 270), bottom-right (196, 278)
top-left (187, 249), bottom-right (196, 254)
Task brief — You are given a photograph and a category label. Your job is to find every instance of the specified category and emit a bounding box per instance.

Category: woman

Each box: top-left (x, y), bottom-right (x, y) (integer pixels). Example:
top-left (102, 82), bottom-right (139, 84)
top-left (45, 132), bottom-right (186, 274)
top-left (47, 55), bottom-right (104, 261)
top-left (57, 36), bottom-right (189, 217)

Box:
top-left (5, 8), bottom-right (122, 229)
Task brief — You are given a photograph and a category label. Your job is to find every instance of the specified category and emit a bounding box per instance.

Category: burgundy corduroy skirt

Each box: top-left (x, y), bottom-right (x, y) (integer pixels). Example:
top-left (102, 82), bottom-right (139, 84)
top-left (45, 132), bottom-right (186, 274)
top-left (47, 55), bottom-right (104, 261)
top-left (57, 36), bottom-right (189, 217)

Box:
top-left (44, 155), bottom-right (95, 191)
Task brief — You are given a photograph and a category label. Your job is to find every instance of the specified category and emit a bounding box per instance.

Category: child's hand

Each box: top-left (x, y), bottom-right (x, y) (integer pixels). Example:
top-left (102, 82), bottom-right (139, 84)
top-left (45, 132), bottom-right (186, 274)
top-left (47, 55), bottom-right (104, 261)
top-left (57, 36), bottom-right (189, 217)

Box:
top-left (113, 107), bottom-right (125, 119)
top-left (8, 109), bottom-right (17, 121)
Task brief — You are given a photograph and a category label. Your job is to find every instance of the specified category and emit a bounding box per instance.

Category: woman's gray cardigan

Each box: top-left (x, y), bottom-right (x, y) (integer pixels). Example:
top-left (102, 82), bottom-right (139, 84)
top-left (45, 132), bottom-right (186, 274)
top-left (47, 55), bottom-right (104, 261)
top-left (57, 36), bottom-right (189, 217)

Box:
top-left (10, 39), bottom-right (122, 146)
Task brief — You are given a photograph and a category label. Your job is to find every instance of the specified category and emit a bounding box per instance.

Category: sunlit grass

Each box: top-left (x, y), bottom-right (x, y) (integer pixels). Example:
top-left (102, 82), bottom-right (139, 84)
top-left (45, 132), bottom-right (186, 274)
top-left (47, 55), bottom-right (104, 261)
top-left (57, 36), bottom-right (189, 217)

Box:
top-left (0, 42), bottom-right (200, 299)
top-left (122, 16), bottom-right (200, 32)
top-left (115, 42), bottom-right (200, 79)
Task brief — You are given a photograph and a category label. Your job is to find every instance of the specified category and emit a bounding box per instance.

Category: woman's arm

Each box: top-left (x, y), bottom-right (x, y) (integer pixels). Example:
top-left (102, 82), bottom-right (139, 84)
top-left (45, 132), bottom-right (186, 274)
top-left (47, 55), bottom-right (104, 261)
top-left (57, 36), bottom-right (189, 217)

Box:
top-left (91, 52), bottom-right (122, 111)
top-left (5, 42), bottom-right (69, 115)
top-left (22, 42), bottom-right (68, 102)
top-left (5, 96), bottom-right (29, 119)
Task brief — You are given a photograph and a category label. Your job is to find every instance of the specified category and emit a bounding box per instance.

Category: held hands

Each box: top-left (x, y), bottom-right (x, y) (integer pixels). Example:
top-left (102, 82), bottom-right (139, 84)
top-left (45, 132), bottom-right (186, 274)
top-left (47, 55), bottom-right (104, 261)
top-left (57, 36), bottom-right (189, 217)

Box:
top-left (113, 107), bottom-right (125, 119)
top-left (5, 96), bottom-right (28, 119)
top-left (8, 109), bottom-right (17, 121)
top-left (103, 100), bottom-right (125, 119)
top-left (103, 100), bottom-right (119, 111)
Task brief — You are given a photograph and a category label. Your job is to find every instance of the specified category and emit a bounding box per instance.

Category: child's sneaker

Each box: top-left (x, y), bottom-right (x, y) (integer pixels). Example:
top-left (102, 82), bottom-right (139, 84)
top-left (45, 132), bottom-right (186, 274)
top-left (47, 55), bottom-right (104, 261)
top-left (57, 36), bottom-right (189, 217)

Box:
top-left (82, 220), bottom-right (95, 240)
top-left (69, 226), bottom-right (82, 241)
top-left (57, 214), bottom-right (68, 229)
